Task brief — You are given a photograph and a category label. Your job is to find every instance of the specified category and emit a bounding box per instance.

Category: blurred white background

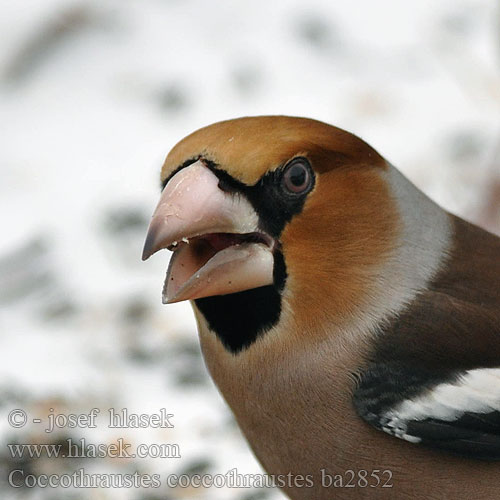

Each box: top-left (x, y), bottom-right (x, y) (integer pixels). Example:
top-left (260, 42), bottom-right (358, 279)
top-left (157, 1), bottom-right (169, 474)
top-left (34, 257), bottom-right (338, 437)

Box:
top-left (0, 1), bottom-right (499, 499)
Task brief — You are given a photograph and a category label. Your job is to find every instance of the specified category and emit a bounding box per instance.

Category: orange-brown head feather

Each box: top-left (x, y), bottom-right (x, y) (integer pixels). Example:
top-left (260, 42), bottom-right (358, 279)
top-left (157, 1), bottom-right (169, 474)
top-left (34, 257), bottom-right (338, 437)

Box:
top-left (158, 116), bottom-right (399, 345)
top-left (281, 164), bottom-right (398, 339)
top-left (161, 116), bottom-right (387, 185)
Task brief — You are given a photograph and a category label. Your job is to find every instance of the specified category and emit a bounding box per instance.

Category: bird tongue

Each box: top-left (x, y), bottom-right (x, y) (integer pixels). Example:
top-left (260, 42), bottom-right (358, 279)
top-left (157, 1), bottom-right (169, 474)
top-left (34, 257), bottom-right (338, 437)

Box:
top-left (201, 233), bottom-right (244, 252)
top-left (162, 236), bottom-right (274, 304)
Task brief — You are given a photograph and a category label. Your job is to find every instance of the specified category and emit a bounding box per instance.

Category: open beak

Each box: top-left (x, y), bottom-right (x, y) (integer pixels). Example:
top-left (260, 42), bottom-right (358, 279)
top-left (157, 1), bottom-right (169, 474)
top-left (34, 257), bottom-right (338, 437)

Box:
top-left (142, 160), bottom-right (275, 303)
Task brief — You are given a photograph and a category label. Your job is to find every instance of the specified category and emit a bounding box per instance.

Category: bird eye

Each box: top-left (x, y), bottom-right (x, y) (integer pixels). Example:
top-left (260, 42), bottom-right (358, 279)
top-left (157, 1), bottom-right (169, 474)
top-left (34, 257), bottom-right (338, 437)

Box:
top-left (282, 159), bottom-right (312, 194)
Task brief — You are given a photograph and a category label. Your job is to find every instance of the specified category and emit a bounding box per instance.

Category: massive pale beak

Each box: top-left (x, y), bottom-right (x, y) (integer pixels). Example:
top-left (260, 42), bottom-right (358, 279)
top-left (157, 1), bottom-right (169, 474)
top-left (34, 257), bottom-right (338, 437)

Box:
top-left (142, 160), bottom-right (275, 303)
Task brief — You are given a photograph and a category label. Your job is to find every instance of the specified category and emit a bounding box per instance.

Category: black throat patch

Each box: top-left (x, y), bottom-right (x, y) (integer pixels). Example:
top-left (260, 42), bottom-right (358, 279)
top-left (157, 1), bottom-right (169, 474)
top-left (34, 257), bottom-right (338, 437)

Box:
top-left (194, 249), bottom-right (287, 354)
top-left (194, 285), bottom-right (281, 353)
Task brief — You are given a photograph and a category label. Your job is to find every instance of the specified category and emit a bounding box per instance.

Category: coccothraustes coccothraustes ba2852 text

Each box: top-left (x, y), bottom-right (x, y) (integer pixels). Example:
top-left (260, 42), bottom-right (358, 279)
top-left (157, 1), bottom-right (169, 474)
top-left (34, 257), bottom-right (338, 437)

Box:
top-left (143, 116), bottom-right (500, 499)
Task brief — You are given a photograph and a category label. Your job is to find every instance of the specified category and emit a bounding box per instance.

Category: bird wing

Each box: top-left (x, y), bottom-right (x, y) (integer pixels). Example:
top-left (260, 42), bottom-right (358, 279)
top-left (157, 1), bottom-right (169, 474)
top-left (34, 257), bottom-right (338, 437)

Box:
top-left (354, 362), bottom-right (500, 460)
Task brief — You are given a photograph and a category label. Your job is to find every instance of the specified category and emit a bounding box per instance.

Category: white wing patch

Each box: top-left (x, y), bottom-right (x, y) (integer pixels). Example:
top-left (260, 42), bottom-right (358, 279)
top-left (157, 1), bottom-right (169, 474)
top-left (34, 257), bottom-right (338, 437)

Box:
top-left (381, 368), bottom-right (500, 443)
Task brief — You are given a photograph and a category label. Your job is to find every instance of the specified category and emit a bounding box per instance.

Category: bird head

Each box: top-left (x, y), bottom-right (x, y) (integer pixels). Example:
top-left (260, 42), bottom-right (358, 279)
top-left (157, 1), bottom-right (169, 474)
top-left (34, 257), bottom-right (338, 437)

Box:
top-left (143, 116), bottom-right (399, 353)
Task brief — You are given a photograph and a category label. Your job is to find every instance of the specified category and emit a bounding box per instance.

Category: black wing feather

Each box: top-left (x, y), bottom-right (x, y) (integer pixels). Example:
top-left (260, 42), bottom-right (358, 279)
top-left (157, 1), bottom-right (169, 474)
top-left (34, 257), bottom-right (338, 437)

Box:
top-left (354, 362), bottom-right (500, 460)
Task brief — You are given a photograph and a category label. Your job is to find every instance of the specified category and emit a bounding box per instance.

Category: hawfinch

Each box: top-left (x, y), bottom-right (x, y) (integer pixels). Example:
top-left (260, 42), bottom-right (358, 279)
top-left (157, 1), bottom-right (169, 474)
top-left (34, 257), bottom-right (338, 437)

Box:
top-left (143, 116), bottom-right (500, 499)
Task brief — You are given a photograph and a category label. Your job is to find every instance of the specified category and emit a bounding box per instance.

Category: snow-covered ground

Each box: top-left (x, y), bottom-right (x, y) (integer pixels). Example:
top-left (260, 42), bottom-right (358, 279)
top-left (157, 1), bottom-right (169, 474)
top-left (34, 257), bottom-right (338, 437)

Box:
top-left (0, 1), bottom-right (499, 499)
